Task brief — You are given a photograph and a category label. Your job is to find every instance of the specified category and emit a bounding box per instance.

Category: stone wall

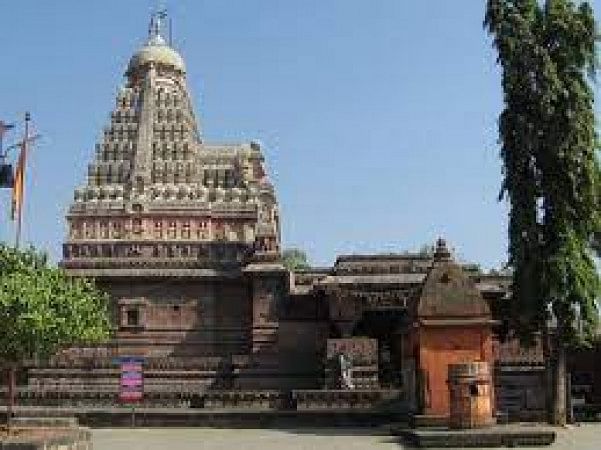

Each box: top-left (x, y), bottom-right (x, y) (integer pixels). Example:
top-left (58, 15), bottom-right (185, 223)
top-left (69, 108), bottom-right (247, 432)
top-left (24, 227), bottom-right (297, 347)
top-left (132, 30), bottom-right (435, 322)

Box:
top-left (277, 320), bottom-right (327, 389)
top-left (417, 326), bottom-right (493, 417)
top-left (494, 366), bottom-right (546, 421)
top-left (99, 277), bottom-right (251, 357)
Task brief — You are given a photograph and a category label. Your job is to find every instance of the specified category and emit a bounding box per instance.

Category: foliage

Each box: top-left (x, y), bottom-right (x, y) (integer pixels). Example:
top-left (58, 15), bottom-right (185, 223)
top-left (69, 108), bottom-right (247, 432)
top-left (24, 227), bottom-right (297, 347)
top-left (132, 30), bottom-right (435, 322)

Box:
top-left (0, 244), bottom-right (111, 365)
top-left (485, 0), bottom-right (601, 347)
top-left (282, 248), bottom-right (311, 271)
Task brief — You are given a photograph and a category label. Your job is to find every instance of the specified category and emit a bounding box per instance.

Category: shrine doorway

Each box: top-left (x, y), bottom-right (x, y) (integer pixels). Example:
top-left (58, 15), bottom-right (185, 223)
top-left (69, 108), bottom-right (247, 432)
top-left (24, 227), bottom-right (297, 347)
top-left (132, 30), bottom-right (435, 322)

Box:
top-left (352, 308), bottom-right (408, 388)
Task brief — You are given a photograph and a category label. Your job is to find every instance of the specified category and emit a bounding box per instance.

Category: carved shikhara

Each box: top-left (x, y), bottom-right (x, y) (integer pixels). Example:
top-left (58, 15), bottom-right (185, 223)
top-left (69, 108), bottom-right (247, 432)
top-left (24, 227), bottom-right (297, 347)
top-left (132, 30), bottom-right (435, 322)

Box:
top-left (63, 25), bottom-right (280, 274)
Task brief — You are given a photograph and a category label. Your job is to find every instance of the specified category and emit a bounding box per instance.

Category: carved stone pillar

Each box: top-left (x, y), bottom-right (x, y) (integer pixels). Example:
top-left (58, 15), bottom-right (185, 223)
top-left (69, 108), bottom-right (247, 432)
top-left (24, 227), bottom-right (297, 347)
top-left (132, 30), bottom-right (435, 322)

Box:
top-left (245, 265), bottom-right (287, 355)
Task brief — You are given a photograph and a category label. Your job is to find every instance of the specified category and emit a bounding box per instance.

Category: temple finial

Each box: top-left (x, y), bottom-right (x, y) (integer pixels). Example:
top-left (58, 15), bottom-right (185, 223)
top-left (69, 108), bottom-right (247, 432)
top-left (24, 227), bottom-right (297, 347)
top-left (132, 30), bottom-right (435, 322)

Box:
top-left (148, 9), bottom-right (168, 45)
top-left (434, 237), bottom-right (452, 261)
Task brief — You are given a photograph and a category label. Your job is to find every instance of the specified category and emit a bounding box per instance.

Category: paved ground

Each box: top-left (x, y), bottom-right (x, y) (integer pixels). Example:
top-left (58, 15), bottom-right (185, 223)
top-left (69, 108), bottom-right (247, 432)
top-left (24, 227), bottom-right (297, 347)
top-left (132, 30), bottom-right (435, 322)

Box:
top-left (93, 424), bottom-right (601, 450)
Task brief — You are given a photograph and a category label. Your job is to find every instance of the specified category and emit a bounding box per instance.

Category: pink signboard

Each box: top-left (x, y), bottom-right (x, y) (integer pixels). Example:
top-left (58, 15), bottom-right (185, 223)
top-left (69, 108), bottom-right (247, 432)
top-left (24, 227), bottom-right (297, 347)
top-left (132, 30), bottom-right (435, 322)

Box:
top-left (117, 357), bottom-right (144, 403)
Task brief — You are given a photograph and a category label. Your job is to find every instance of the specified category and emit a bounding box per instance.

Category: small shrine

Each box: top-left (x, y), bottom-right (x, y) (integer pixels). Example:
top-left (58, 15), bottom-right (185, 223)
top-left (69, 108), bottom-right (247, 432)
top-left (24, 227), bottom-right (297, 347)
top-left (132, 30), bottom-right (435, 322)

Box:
top-left (406, 238), bottom-right (496, 425)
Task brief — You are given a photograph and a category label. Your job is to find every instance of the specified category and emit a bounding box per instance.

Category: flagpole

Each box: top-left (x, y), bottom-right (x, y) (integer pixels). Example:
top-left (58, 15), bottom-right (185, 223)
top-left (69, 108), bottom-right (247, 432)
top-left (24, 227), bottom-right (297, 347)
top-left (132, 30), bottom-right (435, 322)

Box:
top-left (15, 112), bottom-right (30, 249)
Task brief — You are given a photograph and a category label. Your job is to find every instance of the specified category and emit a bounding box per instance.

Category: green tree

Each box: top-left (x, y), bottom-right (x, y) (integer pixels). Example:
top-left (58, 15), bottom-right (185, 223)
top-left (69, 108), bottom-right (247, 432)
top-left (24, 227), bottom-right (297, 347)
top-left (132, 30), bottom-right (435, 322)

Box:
top-left (0, 244), bottom-right (111, 427)
top-left (281, 248), bottom-right (311, 271)
top-left (485, 0), bottom-right (601, 425)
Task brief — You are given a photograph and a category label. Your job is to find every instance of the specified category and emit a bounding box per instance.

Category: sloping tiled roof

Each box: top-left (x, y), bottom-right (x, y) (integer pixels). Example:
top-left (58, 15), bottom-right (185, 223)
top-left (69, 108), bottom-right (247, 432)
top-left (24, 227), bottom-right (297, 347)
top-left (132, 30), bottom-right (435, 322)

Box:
top-left (317, 273), bottom-right (426, 285)
top-left (417, 259), bottom-right (490, 318)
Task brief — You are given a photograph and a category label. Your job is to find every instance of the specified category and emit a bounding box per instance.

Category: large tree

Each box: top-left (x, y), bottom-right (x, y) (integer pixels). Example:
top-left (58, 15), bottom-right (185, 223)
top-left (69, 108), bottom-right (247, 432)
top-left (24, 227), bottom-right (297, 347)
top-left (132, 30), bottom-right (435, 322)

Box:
top-left (0, 244), bottom-right (111, 427)
top-left (485, 0), bottom-right (600, 425)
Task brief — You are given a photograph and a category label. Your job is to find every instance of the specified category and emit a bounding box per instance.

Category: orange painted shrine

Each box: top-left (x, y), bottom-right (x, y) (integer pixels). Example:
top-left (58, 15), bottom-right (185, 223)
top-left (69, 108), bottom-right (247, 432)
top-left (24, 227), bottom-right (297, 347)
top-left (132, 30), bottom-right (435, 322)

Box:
top-left (408, 239), bottom-right (495, 419)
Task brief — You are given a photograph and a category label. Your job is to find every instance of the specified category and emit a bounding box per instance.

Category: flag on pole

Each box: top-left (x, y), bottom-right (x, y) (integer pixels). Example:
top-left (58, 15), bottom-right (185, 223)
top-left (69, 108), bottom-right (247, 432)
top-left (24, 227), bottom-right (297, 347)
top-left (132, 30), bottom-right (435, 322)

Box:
top-left (11, 139), bottom-right (26, 221)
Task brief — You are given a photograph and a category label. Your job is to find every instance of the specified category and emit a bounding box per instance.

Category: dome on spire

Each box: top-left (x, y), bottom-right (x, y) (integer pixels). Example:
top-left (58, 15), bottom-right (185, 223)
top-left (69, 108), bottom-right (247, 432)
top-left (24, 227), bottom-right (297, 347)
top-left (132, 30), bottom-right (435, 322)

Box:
top-left (127, 39), bottom-right (185, 75)
top-left (126, 11), bottom-right (185, 76)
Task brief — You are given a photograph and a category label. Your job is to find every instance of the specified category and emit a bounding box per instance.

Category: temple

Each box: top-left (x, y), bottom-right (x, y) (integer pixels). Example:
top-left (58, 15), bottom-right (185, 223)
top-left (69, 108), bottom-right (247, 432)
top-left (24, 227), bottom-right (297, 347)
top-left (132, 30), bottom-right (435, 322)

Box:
top-left (61, 15), bottom-right (283, 363)
top-left (6, 14), bottom-right (600, 425)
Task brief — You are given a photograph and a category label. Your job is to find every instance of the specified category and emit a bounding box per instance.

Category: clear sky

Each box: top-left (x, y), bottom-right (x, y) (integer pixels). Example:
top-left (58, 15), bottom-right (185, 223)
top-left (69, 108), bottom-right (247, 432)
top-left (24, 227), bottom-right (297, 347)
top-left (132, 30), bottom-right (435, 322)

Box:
top-left (1, 1), bottom-right (600, 269)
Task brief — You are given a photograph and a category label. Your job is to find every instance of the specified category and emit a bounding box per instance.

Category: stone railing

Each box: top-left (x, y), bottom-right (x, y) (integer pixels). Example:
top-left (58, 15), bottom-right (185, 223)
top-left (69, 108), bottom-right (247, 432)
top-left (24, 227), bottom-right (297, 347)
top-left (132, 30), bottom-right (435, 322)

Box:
top-left (201, 390), bottom-right (284, 410)
top-left (292, 389), bottom-right (402, 411)
top-left (0, 387), bottom-right (285, 410)
top-left (29, 355), bottom-right (245, 370)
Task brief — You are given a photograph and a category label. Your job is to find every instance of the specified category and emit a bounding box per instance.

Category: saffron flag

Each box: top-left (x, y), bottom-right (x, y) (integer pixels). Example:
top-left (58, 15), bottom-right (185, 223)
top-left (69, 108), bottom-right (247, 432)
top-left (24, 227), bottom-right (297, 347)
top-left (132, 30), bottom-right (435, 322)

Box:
top-left (11, 141), bottom-right (26, 221)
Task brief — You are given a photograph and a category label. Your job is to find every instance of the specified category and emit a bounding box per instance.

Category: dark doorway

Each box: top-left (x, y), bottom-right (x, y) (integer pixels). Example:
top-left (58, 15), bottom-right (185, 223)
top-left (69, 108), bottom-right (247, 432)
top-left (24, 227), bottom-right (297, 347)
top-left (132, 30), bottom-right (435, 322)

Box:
top-left (352, 309), bottom-right (407, 388)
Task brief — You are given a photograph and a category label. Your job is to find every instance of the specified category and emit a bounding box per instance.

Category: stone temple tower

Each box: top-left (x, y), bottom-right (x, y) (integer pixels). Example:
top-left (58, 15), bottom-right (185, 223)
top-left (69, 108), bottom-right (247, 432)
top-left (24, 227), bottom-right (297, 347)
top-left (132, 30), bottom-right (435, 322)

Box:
top-left (61, 14), bottom-right (285, 360)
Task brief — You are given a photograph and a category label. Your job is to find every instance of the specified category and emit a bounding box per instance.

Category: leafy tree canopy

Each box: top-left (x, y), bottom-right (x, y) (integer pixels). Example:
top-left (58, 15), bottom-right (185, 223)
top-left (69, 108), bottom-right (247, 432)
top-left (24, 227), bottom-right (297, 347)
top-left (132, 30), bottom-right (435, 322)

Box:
top-left (485, 0), bottom-right (601, 346)
top-left (282, 248), bottom-right (311, 271)
top-left (0, 244), bottom-right (111, 365)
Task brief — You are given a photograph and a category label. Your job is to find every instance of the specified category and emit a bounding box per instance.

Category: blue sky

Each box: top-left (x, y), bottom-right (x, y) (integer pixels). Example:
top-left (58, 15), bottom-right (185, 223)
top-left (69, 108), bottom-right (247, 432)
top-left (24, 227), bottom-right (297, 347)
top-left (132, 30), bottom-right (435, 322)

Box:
top-left (1, 1), bottom-right (600, 269)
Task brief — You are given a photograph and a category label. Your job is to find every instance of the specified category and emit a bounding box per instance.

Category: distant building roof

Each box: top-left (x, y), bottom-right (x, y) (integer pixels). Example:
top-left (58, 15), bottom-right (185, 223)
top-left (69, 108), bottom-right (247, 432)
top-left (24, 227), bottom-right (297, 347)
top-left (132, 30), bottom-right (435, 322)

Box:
top-left (317, 273), bottom-right (426, 286)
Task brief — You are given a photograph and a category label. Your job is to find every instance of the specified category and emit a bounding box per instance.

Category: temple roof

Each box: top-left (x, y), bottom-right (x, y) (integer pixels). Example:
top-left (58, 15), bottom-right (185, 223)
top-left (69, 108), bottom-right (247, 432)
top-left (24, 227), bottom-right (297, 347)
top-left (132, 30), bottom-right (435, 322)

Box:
top-left (317, 273), bottom-right (426, 286)
top-left (127, 11), bottom-right (185, 76)
top-left (335, 253), bottom-right (431, 263)
top-left (127, 40), bottom-right (185, 75)
top-left (62, 13), bottom-right (282, 270)
top-left (416, 239), bottom-right (490, 318)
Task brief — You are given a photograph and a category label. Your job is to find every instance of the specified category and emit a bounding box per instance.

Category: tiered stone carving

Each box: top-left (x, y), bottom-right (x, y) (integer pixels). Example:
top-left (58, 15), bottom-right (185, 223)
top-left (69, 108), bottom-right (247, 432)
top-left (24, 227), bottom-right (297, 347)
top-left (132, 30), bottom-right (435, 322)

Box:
top-left (62, 20), bottom-right (280, 274)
